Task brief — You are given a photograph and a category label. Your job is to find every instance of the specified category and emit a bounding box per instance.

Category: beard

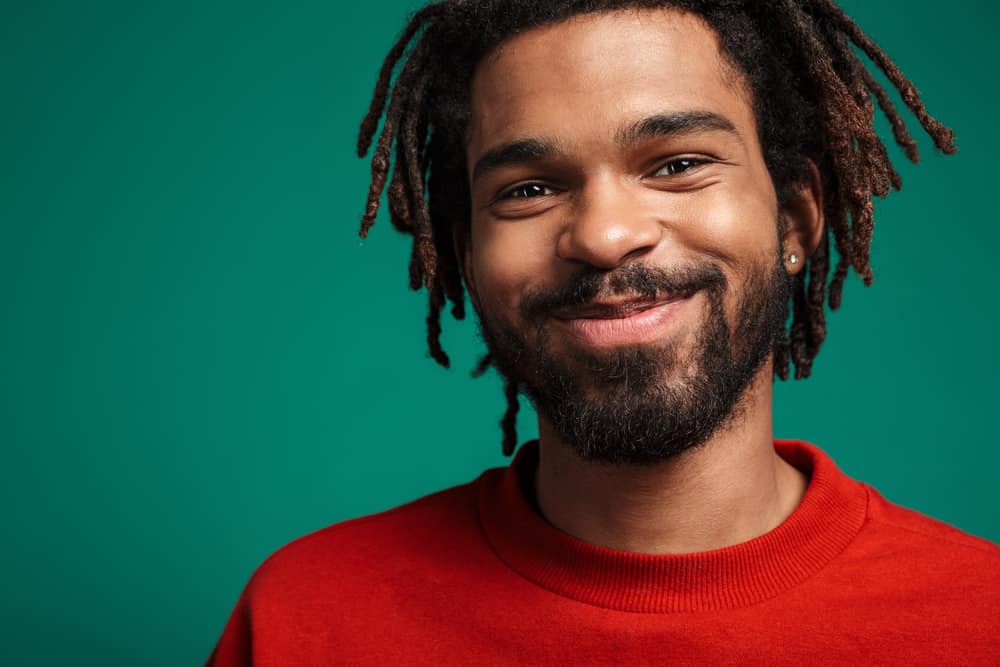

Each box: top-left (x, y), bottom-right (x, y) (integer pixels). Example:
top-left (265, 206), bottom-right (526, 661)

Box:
top-left (476, 248), bottom-right (791, 465)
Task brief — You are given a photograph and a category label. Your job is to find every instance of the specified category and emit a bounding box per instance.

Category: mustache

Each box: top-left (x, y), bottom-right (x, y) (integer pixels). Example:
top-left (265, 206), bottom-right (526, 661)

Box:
top-left (520, 262), bottom-right (727, 322)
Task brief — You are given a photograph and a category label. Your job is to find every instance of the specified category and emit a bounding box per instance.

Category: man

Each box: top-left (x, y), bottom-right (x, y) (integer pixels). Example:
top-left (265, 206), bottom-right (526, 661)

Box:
top-left (207, 1), bottom-right (1000, 664)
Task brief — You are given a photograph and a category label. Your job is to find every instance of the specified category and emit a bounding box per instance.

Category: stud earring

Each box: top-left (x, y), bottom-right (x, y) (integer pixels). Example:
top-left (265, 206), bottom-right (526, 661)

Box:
top-left (787, 252), bottom-right (799, 266)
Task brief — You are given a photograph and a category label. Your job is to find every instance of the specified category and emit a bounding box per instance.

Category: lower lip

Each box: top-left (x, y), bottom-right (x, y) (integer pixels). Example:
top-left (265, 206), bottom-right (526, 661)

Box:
top-left (559, 298), bottom-right (689, 347)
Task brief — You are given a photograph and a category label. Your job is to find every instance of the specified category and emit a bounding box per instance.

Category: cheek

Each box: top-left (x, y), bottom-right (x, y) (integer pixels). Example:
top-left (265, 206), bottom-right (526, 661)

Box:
top-left (470, 220), bottom-right (557, 315)
top-left (663, 179), bottom-right (780, 326)
top-left (670, 180), bottom-right (779, 265)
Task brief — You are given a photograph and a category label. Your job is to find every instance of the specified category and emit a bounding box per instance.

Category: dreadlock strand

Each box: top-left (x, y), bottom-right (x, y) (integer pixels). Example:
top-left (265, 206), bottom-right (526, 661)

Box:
top-left (386, 150), bottom-right (414, 233)
top-left (358, 74), bottom-right (408, 238)
top-left (818, 168), bottom-right (852, 306)
top-left (804, 234), bottom-right (830, 362)
top-left (424, 147), bottom-right (469, 322)
top-left (501, 378), bottom-right (520, 456)
top-left (829, 254), bottom-right (850, 310)
top-left (470, 353), bottom-right (493, 378)
top-left (829, 32), bottom-right (912, 197)
top-left (391, 57), bottom-right (437, 292)
top-left (357, 4), bottom-right (446, 157)
top-left (358, 150), bottom-right (391, 239)
top-left (850, 199), bottom-right (876, 285)
top-left (818, 28), bottom-right (895, 198)
top-left (789, 272), bottom-right (809, 378)
top-left (776, 0), bottom-right (874, 279)
top-left (415, 236), bottom-right (439, 290)
top-left (431, 208), bottom-right (466, 319)
top-left (774, 330), bottom-right (791, 381)
top-left (426, 210), bottom-right (467, 320)
top-left (400, 81), bottom-right (440, 291)
top-left (861, 68), bottom-right (920, 164)
top-left (784, 1), bottom-right (887, 308)
top-left (359, 27), bottom-right (439, 239)
top-left (440, 254), bottom-right (467, 320)
top-left (385, 40), bottom-right (437, 235)
top-left (426, 282), bottom-right (451, 368)
top-left (810, 0), bottom-right (957, 154)
top-left (408, 248), bottom-right (425, 291)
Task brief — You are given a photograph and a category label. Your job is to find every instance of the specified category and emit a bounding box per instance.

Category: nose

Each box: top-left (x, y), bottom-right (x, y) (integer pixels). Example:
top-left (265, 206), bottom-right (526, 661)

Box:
top-left (556, 175), bottom-right (662, 270)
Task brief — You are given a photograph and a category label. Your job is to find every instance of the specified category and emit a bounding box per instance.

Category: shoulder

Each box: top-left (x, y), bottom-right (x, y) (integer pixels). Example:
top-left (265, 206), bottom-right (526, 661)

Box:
top-left (242, 476), bottom-right (488, 607)
top-left (860, 482), bottom-right (1000, 557)
top-left (816, 484), bottom-right (1000, 659)
top-left (847, 482), bottom-right (1000, 600)
top-left (205, 477), bottom-right (500, 663)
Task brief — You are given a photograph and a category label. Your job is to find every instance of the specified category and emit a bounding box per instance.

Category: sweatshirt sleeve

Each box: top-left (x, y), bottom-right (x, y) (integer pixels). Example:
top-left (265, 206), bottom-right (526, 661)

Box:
top-left (204, 588), bottom-right (253, 667)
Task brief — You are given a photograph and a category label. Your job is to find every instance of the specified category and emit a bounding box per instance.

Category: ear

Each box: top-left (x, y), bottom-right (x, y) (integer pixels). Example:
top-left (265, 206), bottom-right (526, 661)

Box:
top-left (780, 160), bottom-right (825, 276)
top-left (452, 224), bottom-right (482, 313)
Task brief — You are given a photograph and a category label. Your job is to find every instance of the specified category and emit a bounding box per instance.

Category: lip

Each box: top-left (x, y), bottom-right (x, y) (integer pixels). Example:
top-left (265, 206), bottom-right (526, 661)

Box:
top-left (553, 296), bottom-right (690, 347)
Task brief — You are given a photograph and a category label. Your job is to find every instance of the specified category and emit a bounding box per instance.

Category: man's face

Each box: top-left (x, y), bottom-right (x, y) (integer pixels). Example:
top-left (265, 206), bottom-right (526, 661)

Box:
top-left (463, 9), bottom-right (793, 464)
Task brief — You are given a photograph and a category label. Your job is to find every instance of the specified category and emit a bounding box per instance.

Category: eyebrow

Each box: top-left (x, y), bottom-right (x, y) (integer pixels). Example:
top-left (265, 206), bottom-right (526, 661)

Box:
top-left (470, 111), bottom-right (740, 184)
top-left (615, 111), bottom-right (739, 147)
top-left (471, 138), bottom-right (555, 184)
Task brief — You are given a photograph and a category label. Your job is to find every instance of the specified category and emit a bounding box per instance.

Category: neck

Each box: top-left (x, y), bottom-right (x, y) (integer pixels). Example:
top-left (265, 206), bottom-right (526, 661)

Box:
top-left (534, 363), bottom-right (807, 554)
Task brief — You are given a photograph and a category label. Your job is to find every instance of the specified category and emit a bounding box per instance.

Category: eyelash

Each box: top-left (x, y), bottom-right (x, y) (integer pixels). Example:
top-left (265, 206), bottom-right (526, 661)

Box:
top-left (653, 156), bottom-right (711, 176)
top-left (500, 183), bottom-right (556, 200)
top-left (495, 157), bottom-right (712, 201)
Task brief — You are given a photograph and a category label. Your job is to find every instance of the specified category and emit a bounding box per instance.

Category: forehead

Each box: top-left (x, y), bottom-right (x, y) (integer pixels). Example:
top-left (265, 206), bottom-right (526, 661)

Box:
top-left (467, 8), bottom-right (754, 156)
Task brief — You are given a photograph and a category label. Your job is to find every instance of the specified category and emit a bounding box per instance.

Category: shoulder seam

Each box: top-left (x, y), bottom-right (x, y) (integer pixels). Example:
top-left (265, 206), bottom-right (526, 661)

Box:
top-left (860, 482), bottom-right (1000, 556)
top-left (863, 515), bottom-right (1000, 557)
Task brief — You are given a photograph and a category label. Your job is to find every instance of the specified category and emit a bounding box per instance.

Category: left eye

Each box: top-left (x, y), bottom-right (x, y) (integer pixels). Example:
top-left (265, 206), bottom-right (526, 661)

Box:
top-left (502, 183), bottom-right (553, 199)
top-left (654, 158), bottom-right (706, 176)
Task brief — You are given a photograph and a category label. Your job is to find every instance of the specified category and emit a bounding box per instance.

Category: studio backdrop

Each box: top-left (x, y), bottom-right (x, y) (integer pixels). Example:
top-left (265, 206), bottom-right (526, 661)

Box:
top-left (3, 1), bottom-right (997, 665)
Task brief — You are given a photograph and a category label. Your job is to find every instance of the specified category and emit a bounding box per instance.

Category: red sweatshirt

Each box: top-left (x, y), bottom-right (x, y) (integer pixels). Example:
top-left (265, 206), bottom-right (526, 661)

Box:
top-left (206, 441), bottom-right (1000, 665)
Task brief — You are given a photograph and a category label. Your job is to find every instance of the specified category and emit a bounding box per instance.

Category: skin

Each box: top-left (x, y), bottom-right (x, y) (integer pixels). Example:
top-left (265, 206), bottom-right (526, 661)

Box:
top-left (461, 8), bottom-right (824, 554)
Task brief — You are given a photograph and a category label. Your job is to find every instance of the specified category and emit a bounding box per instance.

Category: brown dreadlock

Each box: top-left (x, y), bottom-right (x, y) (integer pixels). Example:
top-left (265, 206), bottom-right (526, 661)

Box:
top-left (356, 0), bottom-right (955, 456)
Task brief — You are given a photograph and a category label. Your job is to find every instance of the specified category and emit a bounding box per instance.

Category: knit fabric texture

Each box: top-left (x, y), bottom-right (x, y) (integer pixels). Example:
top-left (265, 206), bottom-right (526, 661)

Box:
top-left (206, 441), bottom-right (1000, 666)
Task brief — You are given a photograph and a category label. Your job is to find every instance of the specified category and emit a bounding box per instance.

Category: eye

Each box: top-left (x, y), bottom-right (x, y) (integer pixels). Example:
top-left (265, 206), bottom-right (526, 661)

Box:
top-left (654, 157), bottom-right (708, 176)
top-left (500, 183), bottom-right (554, 199)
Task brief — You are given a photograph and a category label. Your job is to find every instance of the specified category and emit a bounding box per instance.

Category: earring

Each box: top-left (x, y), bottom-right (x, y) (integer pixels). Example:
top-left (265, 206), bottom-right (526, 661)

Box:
top-left (787, 252), bottom-right (799, 266)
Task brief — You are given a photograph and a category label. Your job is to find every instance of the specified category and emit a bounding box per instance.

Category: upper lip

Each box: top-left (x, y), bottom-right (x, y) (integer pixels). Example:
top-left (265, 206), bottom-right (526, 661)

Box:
top-left (551, 295), bottom-right (683, 320)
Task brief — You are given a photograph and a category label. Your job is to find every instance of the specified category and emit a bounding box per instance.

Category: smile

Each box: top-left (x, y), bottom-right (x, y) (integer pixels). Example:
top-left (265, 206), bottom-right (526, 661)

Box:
top-left (552, 296), bottom-right (690, 347)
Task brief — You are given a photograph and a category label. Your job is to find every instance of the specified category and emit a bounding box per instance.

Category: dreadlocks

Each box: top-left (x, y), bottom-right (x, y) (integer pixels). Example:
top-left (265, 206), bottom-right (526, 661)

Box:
top-left (356, 0), bottom-right (955, 456)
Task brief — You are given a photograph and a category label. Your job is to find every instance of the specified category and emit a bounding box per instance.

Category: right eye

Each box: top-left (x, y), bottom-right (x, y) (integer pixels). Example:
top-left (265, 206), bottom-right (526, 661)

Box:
top-left (500, 183), bottom-right (554, 199)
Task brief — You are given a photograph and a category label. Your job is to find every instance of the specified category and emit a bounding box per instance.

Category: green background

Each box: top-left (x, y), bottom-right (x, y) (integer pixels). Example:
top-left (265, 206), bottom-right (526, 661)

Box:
top-left (3, 1), bottom-right (997, 664)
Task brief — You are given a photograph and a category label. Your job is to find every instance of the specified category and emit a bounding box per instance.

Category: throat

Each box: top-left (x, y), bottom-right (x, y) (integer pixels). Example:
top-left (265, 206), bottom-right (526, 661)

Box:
top-left (531, 376), bottom-right (805, 555)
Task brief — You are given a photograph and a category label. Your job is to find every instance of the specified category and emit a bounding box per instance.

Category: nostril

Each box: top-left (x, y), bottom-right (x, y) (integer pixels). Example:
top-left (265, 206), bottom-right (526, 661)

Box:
top-left (557, 224), bottom-right (661, 271)
top-left (620, 246), bottom-right (654, 264)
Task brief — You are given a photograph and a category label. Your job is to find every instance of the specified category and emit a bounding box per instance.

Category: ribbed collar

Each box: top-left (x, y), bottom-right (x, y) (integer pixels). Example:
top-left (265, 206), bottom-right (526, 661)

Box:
top-left (477, 440), bottom-right (868, 613)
